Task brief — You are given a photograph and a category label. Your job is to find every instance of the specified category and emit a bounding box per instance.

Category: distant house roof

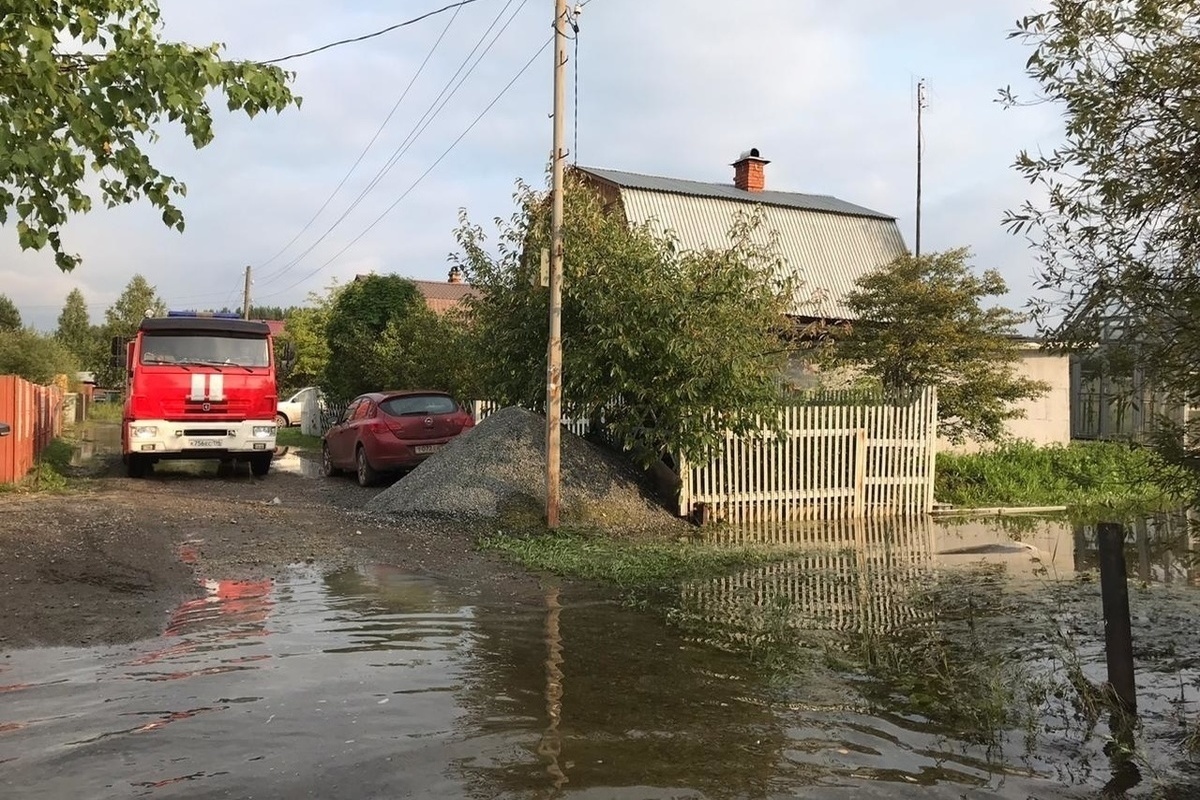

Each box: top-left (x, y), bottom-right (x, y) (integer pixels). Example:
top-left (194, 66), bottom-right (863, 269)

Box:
top-left (411, 278), bottom-right (478, 314)
top-left (574, 159), bottom-right (909, 321)
top-left (352, 271), bottom-right (478, 315)
top-left (260, 319), bottom-right (286, 338)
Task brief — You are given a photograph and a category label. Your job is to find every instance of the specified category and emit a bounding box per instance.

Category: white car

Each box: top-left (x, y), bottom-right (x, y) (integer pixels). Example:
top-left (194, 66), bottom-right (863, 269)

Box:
top-left (275, 386), bottom-right (321, 428)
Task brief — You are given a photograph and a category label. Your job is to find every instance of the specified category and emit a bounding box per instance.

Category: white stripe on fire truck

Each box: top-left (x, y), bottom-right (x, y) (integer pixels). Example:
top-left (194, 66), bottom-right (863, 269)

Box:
top-left (189, 373), bottom-right (205, 401)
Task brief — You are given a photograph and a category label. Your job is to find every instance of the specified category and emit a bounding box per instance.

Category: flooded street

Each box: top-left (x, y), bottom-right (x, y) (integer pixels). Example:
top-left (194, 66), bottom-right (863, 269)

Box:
top-left (3, 513), bottom-right (1198, 798)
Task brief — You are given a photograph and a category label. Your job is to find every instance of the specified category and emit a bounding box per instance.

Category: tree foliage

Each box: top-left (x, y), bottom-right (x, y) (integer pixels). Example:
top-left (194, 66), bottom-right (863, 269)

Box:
top-left (452, 174), bottom-right (797, 467)
top-left (1002, 1), bottom-right (1200, 394)
top-left (0, 328), bottom-right (78, 384)
top-left (0, 0), bottom-right (299, 270)
top-left (322, 275), bottom-right (427, 401)
top-left (374, 306), bottom-right (477, 400)
top-left (96, 273), bottom-right (163, 386)
top-left (55, 287), bottom-right (100, 367)
top-left (0, 294), bottom-right (21, 331)
top-left (281, 284), bottom-right (340, 391)
top-left (831, 249), bottom-right (1049, 444)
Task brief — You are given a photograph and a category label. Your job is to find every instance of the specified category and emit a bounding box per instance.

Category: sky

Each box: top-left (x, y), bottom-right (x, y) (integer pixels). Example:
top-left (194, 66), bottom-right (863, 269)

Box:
top-left (2, 0), bottom-right (1061, 330)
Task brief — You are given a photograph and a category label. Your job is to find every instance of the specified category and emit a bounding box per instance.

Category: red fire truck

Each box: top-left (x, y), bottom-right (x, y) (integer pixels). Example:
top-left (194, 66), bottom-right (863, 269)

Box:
top-left (117, 311), bottom-right (280, 478)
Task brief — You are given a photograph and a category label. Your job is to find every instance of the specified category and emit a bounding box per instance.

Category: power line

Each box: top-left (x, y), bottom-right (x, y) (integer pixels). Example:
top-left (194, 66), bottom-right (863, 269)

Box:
top-left (260, 0), bottom-right (486, 64)
top-left (255, 0), bottom-right (526, 289)
top-left (257, 35), bottom-right (553, 302)
top-left (255, 4), bottom-right (464, 278)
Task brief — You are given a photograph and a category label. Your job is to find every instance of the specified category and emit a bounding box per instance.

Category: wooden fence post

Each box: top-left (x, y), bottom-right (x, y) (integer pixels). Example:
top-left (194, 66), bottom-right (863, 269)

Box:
top-left (1097, 521), bottom-right (1137, 714)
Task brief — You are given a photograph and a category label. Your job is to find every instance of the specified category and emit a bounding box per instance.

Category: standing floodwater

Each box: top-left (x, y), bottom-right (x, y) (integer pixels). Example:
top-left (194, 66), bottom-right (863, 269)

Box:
top-left (1, 515), bottom-right (1198, 798)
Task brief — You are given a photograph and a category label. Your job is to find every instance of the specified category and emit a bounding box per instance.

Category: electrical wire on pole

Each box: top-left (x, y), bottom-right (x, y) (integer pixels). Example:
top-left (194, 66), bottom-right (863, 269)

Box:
top-left (255, 4), bottom-right (464, 277)
top-left (254, 0), bottom-right (526, 290)
top-left (255, 35), bottom-right (553, 302)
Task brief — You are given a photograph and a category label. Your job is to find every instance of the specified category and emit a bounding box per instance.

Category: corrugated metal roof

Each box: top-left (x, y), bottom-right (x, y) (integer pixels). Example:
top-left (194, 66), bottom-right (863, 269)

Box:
top-left (579, 166), bottom-right (895, 220)
top-left (616, 188), bottom-right (909, 320)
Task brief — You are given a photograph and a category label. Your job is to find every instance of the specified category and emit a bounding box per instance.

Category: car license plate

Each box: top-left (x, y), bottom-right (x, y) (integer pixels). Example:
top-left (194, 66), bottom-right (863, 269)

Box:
top-left (188, 439), bottom-right (222, 448)
top-left (414, 444), bottom-right (440, 455)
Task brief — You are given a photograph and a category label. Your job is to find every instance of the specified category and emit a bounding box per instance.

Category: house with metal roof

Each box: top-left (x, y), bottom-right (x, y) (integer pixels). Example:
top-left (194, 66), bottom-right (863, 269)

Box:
top-left (573, 149), bottom-right (908, 321)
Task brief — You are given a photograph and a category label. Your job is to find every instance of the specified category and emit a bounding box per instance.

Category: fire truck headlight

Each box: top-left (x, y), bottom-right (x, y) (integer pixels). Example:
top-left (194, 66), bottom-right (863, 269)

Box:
top-left (252, 426), bottom-right (276, 438)
top-left (132, 425), bottom-right (158, 438)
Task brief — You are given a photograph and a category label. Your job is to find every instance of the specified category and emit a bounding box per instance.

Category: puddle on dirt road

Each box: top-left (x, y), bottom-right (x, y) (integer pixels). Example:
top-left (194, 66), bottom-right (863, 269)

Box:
top-left (67, 421), bottom-right (121, 467)
top-left (2, 518), bottom-right (1198, 799)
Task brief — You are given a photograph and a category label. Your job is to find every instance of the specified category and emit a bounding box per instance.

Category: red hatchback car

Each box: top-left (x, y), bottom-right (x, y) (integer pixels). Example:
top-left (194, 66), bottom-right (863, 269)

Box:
top-left (321, 391), bottom-right (475, 486)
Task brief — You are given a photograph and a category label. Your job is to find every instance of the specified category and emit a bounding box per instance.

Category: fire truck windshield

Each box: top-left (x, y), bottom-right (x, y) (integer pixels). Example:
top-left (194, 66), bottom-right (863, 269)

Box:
top-left (140, 333), bottom-right (270, 368)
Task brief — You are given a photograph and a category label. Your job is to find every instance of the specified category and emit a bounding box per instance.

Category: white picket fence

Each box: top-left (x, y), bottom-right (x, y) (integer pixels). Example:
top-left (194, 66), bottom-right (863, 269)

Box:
top-left (470, 399), bottom-right (594, 437)
top-left (677, 387), bottom-right (938, 523)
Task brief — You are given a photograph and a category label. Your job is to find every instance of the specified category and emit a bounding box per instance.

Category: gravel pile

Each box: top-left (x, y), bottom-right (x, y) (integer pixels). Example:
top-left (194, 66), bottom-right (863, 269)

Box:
top-left (363, 407), bottom-right (685, 532)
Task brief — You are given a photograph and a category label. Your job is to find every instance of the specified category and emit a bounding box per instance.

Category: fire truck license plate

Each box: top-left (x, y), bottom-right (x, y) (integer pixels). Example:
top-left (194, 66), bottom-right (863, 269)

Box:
top-left (188, 439), bottom-right (222, 448)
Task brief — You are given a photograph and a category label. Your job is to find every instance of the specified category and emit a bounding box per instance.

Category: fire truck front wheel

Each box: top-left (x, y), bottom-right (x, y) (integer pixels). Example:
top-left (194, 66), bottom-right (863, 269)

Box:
top-left (126, 454), bottom-right (151, 479)
top-left (250, 453), bottom-right (272, 477)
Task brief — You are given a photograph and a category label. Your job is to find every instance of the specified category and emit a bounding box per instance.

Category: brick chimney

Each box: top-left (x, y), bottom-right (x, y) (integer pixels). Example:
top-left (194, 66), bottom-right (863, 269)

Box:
top-left (448, 265), bottom-right (464, 284)
top-left (732, 148), bottom-right (769, 193)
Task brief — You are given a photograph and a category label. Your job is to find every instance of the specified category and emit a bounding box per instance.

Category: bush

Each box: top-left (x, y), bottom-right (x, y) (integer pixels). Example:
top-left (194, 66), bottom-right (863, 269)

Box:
top-left (0, 328), bottom-right (78, 384)
top-left (935, 440), bottom-right (1180, 511)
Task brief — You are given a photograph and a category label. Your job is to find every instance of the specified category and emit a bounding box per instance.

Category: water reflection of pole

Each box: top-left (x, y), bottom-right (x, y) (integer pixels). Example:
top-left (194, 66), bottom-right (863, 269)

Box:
top-left (536, 585), bottom-right (567, 794)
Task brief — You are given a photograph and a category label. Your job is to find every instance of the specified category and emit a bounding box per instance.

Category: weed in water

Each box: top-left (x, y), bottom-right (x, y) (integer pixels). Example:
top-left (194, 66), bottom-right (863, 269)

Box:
top-left (936, 440), bottom-right (1181, 512)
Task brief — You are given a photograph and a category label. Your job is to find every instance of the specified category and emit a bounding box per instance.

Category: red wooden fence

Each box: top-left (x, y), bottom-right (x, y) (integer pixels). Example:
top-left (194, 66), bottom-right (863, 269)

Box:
top-left (0, 375), bottom-right (64, 484)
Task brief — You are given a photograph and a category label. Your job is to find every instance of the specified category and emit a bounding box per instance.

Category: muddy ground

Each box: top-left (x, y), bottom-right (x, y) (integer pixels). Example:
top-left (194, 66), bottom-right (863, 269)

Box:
top-left (0, 448), bottom-right (545, 650)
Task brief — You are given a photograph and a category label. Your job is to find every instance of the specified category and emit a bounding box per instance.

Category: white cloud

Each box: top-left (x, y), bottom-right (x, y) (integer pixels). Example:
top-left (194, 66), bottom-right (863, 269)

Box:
top-left (2, 0), bottom-right (1060, 329)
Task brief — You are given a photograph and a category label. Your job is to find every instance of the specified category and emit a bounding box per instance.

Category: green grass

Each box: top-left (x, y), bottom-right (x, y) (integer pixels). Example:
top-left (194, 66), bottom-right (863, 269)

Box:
top-left (277, 427), bottom-right (322, 449)
top-left (935, 440), bottom-right (1181, 512)
top-left (0, 437), bottom-right (74, 493)
top-left (85, 402), bottom-right (123, 423)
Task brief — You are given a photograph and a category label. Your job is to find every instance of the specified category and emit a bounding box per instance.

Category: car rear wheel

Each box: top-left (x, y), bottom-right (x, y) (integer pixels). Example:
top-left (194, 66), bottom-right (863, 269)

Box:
top-left (274, 412), bottom-right (288, 428)
top-left (321, 442), bottom-right (342, 477)
top-left (356, 445), bottom-right (380, 488)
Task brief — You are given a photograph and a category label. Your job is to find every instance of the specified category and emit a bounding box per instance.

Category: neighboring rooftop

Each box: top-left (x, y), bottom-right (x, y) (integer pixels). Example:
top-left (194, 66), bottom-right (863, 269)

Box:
top-left (574, 149), bottom-right (908, 321)
top-left (576, 166), bottom-right (895, 221)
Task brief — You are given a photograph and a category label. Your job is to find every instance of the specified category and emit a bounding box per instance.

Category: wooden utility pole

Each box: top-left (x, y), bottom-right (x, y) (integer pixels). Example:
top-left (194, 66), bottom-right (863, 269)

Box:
top-left (242, 265), bottom-right (253, 320)
top-left (545, 0), bottom-right (568, 529)
top-left (915, 78), bottom-right (927, 258)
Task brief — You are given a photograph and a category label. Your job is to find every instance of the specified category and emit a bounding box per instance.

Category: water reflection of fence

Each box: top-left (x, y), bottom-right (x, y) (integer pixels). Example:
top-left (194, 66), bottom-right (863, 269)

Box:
top-left (680, 517), bottom-right (938, 646)
top-left (0, 375), bottom-right (64, 484)
top-left (679, 388), bottom-right (938, 524)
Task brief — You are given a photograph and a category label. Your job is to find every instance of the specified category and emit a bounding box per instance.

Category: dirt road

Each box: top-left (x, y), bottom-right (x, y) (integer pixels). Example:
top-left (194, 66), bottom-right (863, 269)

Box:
top-left (0, 447), bottom-right (541, 650)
